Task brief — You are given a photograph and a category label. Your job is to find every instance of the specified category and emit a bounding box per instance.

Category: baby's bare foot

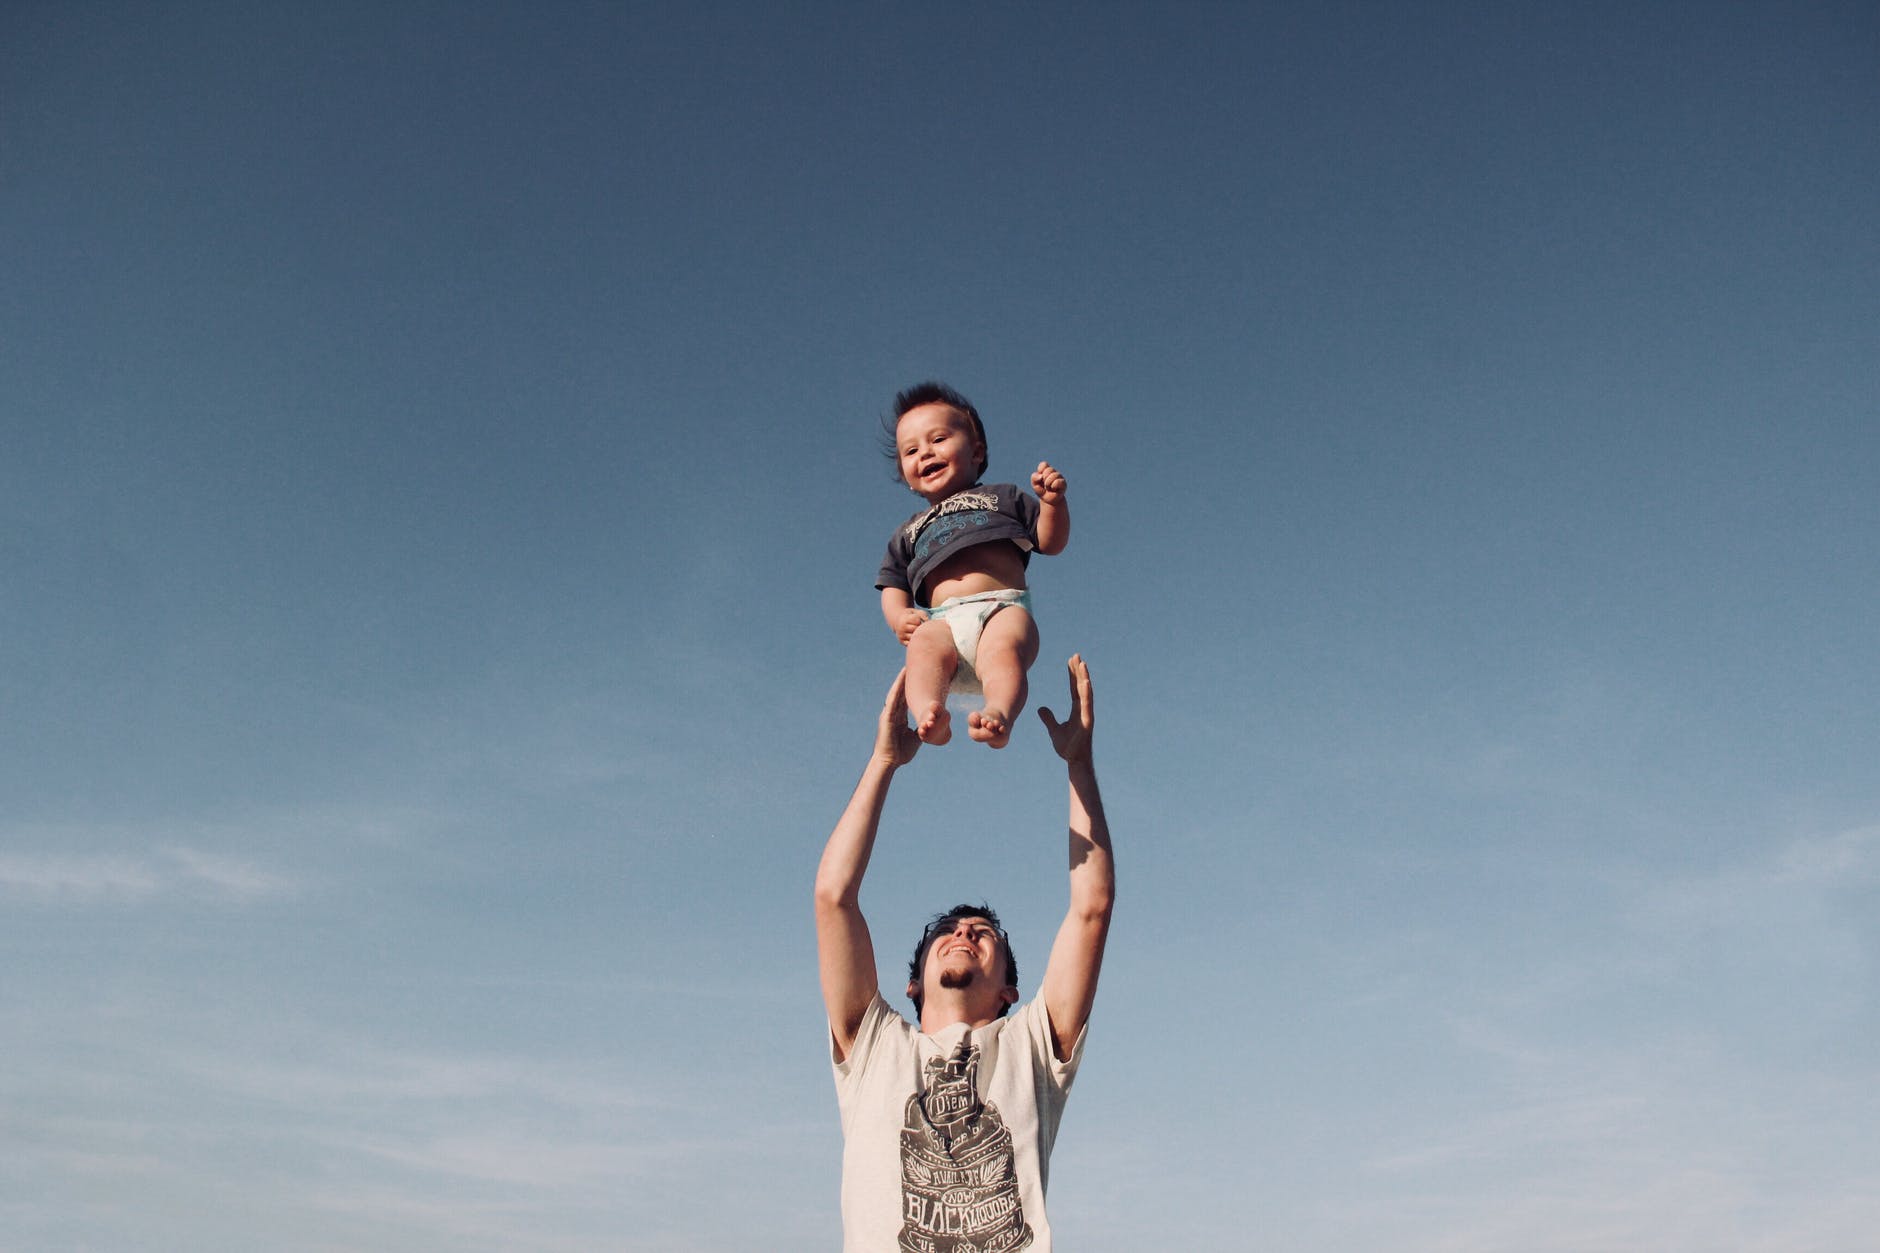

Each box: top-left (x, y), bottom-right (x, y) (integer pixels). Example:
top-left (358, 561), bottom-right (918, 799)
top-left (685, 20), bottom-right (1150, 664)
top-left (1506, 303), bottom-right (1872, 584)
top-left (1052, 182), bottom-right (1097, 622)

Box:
top-left (968, 708), bottom-right (1012, 749)
top-left (917, 701), bottom-right (952, 745)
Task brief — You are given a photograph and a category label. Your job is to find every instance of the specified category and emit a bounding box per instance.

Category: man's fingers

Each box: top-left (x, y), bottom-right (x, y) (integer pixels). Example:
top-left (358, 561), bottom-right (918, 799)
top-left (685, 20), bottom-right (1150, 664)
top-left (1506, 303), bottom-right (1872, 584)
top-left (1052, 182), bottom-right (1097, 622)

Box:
top-left (1061, 654), bottom-right (1092, 731)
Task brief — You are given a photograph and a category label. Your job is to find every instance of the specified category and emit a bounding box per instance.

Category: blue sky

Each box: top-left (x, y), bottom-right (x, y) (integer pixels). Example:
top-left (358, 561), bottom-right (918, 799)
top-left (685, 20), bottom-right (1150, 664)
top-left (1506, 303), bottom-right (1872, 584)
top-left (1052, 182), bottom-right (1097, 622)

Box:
top-left (4, 2), bottom-right (1877, 1248)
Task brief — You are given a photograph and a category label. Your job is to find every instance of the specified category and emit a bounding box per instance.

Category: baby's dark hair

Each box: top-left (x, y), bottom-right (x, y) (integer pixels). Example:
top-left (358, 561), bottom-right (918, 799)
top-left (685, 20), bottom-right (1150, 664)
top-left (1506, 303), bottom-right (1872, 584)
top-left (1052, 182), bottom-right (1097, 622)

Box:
top-left (881, 380), bottom-right (989, 481)
top-left (907, 902), bottom-right (1017, 1018)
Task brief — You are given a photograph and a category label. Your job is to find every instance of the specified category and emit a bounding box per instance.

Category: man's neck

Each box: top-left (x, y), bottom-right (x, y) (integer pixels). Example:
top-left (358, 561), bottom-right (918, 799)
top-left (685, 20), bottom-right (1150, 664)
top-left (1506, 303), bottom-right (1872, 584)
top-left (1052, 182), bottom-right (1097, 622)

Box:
top-left (918, 997), bottom-right (1007, 1035)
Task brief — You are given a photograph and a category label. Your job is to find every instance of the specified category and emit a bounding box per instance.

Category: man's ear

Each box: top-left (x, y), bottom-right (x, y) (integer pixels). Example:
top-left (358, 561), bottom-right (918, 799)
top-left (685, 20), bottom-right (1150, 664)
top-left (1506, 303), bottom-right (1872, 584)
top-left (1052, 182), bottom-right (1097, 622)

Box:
top-left (907, 980), bottom-right (921, 1003)
top-left (1000, 983), bottom-right (1018, 1007)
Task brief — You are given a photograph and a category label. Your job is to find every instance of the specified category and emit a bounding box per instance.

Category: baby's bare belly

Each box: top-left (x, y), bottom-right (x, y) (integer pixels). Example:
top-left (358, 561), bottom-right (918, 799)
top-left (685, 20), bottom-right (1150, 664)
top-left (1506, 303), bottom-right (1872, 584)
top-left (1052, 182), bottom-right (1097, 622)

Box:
top-left (920, 542), bottom-right (1030, 606)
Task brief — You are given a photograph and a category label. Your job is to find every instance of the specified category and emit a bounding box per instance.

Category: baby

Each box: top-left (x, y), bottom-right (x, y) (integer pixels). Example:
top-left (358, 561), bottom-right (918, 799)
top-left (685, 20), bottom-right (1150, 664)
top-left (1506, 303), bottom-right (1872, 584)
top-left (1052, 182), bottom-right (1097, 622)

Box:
top-left (875, 382), bottom-right (1069, 748)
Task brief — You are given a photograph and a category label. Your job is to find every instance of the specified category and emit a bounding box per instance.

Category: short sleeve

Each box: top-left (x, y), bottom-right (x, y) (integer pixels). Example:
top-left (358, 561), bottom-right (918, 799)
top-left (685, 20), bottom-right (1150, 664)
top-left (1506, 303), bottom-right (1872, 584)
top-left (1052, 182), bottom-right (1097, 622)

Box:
top-left (875, 533), bottom-right (911, 593)
top-left (1009, 487), bottom-right (1043, 543)
top-left (1017, 997), bottom-right (1083, 1093)
top-left (832, 994), bottom-right (897, 1083)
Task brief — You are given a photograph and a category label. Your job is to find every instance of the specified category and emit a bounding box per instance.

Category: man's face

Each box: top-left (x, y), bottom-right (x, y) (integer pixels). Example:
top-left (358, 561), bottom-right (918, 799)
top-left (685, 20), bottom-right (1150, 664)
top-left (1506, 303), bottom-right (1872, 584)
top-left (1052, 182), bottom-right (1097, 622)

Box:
top-left (913, 916), bottom-right (1014, 1006)
top-left (895, 403), bottom-right (984, 504)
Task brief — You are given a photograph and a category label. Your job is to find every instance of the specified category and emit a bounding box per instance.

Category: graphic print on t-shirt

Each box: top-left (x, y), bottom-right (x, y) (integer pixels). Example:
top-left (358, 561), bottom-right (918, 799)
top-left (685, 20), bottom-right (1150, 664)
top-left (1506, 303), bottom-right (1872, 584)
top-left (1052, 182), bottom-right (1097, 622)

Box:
top-left (903, 490), bottom-right (1002, 547)
top-left (898, 1035), bottom-right (1033, 1253)
top-left (912, 510), bottom-right (995, 569)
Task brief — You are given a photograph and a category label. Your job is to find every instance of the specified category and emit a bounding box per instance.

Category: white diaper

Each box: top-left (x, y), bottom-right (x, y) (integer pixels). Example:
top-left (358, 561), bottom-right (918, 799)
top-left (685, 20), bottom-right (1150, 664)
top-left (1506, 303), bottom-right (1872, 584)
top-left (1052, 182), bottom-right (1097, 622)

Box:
top-left (927, 589), bottom-right (1032, 696)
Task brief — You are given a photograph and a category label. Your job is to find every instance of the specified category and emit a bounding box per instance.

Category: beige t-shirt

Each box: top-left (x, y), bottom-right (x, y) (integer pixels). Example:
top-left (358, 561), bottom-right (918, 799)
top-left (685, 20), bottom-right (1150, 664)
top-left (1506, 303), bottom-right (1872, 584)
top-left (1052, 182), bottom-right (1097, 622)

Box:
top-left (831, 994), bottom-right (1084, 1252)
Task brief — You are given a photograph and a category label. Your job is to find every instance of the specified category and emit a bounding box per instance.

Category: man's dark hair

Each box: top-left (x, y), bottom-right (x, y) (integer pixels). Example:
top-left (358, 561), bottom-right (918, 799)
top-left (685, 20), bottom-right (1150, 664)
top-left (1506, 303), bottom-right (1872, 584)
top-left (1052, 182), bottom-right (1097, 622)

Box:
top-left (907, 902), bottom-right (1017, 1018)
top-left (883, 380), bottom-right (989, 481)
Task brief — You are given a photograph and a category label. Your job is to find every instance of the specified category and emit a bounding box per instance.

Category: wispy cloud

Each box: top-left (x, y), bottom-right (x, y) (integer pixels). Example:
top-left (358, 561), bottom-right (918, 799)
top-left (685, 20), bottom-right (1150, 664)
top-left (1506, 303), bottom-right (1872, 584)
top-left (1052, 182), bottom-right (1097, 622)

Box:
top-left (1349, 1063), bottom-right (1880, 1253)
top-left (180, 1044), bottom-right (653, 1115)
top-left (0, 854), bottom-right (162, 899)
top-left (0, 846), bottom-right (296, 903)
top-left (3, 1022), bottom-right (821, 1252)
top-left (342, 1129), bottom-right (658, 1190)
top-left (1215, 817), bottom-right (1880, 1252)
top-left (1625, 822), bottom-right (1880, 987)
top-left (1642, 821), bottom-right (1880, 905)
top-left (161, 845), bottom-right (296, 899)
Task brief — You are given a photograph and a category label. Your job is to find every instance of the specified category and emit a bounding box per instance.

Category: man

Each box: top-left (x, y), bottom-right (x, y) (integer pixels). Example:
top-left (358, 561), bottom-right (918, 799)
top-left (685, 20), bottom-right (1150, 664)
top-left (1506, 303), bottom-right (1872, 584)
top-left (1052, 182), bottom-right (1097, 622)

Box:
top-left (815, 655), bottom-right (1115, 1251)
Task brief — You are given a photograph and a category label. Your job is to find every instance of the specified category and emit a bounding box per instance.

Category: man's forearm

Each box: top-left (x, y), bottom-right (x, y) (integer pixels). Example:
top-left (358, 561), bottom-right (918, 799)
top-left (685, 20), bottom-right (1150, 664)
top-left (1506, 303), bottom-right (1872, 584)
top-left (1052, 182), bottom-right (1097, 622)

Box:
top-left (1065, 757), bottom-right (1114, 916)
top-left (1040, 750), bottom-right (1114, 1061)
top-left (816, 756), bottom-right (898, 907)
top-left (822, 672), bottom-right (918, 1057)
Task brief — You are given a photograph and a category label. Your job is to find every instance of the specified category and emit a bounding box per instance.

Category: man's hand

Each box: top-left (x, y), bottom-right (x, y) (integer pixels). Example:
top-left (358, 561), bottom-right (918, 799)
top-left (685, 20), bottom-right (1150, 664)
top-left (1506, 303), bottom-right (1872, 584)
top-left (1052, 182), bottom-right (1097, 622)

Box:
top-left (1038, 652), bottom-right (1110, 1060)
top-left (892, 607), bottom-right (929, 646)
top-left (1037, 654), bottom-right (1093, 764)
top-left (876, 669), bottom-right (922, 768)
top-left (821, 671), bottom-right (917, 1060)
top-left (1032, 461), bottom-right (1068, 505)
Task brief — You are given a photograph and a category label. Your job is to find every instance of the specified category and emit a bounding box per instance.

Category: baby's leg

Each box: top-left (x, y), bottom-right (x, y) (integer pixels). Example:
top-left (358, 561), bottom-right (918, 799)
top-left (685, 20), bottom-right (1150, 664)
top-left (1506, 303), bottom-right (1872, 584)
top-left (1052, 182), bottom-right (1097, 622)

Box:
top-left (905, 618), bottom-right (960, 745)
top-left (967, 606), bottom-right (1040, 749)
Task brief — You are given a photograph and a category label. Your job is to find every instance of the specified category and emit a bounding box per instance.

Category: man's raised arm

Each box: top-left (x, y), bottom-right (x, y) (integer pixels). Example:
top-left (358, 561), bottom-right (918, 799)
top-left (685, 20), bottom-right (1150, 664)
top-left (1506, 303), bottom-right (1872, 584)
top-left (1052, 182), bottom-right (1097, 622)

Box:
top-left (815, 670), bottom-right (921, 1062)
top-left (1037, 655), bottom-right (1115, 1062)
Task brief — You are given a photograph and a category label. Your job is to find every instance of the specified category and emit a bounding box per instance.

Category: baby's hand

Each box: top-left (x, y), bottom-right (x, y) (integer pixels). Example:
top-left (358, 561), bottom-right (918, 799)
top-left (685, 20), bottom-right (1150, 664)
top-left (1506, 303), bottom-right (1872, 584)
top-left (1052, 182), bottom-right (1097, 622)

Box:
top-left (1032, 461), bottom-right (1067, 504)
top-left (894, 607), bottom-right (929, 646)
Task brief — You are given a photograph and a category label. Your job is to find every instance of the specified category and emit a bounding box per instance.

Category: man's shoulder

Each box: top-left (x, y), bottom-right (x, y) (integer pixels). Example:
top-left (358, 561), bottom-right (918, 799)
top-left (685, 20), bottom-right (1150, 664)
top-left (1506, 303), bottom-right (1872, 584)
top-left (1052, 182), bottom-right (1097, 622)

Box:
top-left (836, 994), bottom-right (916, 1073)
top-left (1004, 996), bottom-right (1054, 1041)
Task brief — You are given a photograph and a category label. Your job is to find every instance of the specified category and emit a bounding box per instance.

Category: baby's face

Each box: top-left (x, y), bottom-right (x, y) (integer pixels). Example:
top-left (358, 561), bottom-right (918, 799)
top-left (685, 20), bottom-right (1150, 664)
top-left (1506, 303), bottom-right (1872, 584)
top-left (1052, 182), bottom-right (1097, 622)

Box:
top-left (896, 403), bottom-right (984, 503)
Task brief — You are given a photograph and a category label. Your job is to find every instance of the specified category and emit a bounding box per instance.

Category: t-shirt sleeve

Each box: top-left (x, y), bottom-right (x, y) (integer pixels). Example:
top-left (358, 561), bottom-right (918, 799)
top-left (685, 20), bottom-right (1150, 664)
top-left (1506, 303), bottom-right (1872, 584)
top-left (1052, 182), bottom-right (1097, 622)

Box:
top-left (1010, 487), bottom-right (1043, 544)
top-left (832, 993), bottom-right (895, 1083)
top-left (875, 532), bottom-right (911, 592)
top-left (876, 511), bottom-right (913, 590)
top-left (1018, 997), bottom-right (1084, 1094)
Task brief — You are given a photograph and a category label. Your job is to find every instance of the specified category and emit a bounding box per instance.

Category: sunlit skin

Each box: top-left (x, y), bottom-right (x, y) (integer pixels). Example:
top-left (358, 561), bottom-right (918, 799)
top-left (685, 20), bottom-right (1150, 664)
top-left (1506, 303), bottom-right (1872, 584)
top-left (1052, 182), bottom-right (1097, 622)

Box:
top-left (880, 402), bottom-right (1069, 748)
top-left (908, 916), bottom-right (1019, 1029)
top-left (815, 656), bottom-right (1113, 1061)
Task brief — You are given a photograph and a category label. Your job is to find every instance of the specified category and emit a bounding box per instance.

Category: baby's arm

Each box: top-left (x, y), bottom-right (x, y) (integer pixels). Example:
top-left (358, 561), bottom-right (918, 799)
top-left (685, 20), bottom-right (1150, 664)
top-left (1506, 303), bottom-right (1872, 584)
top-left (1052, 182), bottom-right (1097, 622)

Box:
top-left (1032, 461), bottom-right (1070, 556)
top-left (881, 586), bottom-right (928, 646)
